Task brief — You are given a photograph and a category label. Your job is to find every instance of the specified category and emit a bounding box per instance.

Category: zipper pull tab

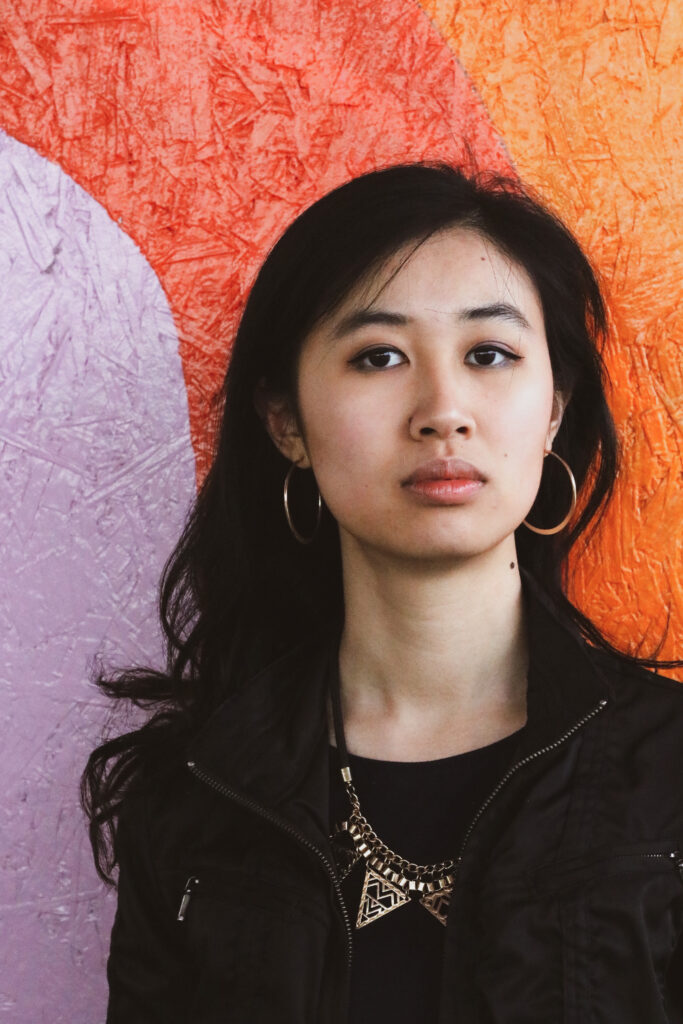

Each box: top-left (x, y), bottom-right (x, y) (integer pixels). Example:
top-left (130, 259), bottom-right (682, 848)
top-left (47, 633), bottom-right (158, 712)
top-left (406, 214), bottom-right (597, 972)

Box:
top-left (672, 852), bottom-right (683, 885)
top-left (177, 876), bottom-right (200, 922)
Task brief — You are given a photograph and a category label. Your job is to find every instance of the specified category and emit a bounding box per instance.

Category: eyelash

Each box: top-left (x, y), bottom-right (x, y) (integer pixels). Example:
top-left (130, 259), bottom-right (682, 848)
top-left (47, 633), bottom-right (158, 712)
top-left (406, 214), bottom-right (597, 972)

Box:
top-left (349, 344), bottom-right (523, 371)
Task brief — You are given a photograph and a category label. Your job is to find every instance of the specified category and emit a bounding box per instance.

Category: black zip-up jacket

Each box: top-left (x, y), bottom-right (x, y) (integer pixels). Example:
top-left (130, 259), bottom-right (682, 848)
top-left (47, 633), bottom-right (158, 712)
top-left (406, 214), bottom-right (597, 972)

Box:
top-left (106, 574), bottom-right (683, 1023)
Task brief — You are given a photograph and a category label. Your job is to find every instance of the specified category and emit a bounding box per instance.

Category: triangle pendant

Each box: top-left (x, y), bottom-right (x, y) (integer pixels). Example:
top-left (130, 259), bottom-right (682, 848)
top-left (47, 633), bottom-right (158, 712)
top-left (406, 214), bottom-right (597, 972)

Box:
top-left (356, 866), bottom-right (410, 928)
top-left (420, 886), bottom-right (452, 926)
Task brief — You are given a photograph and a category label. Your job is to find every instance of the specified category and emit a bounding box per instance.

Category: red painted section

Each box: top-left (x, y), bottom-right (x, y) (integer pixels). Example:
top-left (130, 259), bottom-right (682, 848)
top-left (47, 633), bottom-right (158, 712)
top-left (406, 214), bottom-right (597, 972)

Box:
top-left (0, 0), bottom-right (512, 476)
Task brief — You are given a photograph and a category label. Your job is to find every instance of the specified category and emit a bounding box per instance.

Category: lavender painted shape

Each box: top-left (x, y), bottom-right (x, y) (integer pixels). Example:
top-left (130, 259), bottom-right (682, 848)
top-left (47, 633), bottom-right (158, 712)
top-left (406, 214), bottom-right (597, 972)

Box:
top-left (0, 129), bottom-right (196, 1023)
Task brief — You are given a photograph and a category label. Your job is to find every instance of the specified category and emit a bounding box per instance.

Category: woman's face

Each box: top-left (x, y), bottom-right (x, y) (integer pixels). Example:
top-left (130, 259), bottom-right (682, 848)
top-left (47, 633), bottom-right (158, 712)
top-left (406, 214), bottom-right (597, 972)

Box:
top-left (264, 226), bottom-right (566, 564)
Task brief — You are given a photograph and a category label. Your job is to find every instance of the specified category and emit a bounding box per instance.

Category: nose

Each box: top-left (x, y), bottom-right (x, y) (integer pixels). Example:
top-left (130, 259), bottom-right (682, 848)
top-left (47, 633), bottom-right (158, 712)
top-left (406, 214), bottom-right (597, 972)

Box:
top-left (408, 368), bottom-right (475, 441)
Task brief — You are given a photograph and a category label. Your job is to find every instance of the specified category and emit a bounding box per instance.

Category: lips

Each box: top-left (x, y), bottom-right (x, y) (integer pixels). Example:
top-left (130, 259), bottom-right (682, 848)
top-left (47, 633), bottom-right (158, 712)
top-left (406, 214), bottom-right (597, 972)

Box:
top-left (402, 457), bottom-right (485, 486)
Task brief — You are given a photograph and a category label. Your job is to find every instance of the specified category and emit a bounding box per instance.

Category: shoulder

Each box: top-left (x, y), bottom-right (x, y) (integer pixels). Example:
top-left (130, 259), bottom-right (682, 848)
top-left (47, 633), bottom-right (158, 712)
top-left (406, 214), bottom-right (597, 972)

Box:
top-left (114, 746), bottom-right (222, 864)
top-left (585, 645), bottom-right (683, 752)
top-left (115, 754), bottom-right (187, 850)
top-left (587, 644), bottom-right (683, 699)
top-left (582, 647), bottom-right (683, 833)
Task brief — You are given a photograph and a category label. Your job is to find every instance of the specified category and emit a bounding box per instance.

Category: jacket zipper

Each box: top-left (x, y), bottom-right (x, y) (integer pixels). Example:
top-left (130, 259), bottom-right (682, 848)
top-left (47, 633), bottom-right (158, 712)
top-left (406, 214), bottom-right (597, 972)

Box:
top-left (451, 697), bottom-right (610, 885)
top-left (177, 875), bottom-right (200, 921)
top-left (184, 759), bottom-right (354, 975)
top-left (432, 695), bottom-right (611, 1000)
top-left (612, 849), bottom-right (683, 880)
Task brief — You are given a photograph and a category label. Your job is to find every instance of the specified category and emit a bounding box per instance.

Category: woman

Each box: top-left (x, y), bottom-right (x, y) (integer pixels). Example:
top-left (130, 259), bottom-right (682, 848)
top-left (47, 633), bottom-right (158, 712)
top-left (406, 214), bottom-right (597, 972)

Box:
top-left (83, 163), bottom-right (683, 1023)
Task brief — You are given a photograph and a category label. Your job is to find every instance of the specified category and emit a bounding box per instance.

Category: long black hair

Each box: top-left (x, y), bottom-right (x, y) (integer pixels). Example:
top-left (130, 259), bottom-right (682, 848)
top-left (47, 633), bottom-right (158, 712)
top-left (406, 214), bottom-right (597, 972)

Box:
top-left (82, 161), bottom-right (678, 882)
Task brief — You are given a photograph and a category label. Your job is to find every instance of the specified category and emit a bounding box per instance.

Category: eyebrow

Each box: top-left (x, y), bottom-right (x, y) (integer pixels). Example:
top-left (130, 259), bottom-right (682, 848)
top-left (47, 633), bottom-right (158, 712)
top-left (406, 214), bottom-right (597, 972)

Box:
top-left (330, 302), bottom-right (531, 338)
top-left (460, 302), bottom-right (532, 331)
top-left (330, 309), bottom-right (408, 338)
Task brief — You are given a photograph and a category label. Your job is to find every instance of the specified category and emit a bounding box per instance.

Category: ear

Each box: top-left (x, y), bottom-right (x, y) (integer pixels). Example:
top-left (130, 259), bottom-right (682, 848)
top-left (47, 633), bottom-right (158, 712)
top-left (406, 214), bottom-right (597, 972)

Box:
top-left (253, 377), bottom-right (311, 468)
top-left (546, 389), bottom-right (570, 449)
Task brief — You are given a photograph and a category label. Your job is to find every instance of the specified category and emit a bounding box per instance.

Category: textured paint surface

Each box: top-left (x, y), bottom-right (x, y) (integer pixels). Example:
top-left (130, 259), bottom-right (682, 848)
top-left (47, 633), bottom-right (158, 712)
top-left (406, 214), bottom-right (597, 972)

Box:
top-left (0, 1), bottom-right (680, 1022)
top-left (0, 129), bottom-right (196, 1021)
top-left (418, 0), bottom-right (683, 663)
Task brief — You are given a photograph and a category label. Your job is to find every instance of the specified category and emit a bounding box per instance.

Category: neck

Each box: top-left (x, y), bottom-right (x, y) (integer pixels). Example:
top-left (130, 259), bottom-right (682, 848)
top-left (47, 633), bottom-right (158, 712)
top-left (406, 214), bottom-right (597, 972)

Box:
top-left (332, 537), bottom-right (529, 757)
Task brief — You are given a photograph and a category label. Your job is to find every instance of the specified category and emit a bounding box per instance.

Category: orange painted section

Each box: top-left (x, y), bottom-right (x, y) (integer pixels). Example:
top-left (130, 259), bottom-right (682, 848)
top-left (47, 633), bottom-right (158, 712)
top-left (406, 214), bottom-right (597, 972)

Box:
top-left (419, 0), bottom-right (682, 669)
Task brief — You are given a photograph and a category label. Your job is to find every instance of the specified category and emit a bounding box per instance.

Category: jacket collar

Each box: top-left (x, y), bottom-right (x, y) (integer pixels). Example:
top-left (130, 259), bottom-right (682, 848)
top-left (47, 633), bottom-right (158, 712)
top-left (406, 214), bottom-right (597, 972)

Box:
top-left (186, 570), bottom-right (615, 846)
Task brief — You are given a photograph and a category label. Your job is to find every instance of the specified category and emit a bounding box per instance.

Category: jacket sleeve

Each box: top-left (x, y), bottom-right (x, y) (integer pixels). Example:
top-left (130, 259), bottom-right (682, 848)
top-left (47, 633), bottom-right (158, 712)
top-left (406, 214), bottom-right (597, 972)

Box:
top-left (105, 787), bottom-right (192, 1024)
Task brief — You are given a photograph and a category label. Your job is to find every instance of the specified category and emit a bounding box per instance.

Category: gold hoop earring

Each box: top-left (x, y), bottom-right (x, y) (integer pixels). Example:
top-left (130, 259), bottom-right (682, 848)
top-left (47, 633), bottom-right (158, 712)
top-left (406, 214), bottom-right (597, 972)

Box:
top-left (283, 462), bottom-right (322, 544)
top-left (523, 450), bottom-right (577, 536)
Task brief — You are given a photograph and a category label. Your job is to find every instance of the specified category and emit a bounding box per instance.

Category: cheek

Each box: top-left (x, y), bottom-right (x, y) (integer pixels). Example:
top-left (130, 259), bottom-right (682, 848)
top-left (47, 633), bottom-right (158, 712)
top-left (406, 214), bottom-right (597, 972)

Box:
top-left (299, 389), bottom-right (371, 488)
top-left (486, 379), bottom-right (554, 507)
top-left (300, 390), bottom-right (398, 529)
top-left (494, 372), bottom-right (555, 449)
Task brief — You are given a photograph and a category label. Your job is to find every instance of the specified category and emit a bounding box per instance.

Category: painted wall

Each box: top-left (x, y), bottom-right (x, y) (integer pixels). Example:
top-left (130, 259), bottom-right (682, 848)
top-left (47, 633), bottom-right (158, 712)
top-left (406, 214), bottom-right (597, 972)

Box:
top-left (0, 2), bottom-right (680, 1020)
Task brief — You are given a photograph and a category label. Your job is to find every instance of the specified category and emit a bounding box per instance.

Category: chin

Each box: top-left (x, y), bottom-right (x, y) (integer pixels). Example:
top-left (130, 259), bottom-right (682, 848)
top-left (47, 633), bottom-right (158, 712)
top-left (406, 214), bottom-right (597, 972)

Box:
top-left (367, 533), bottom-right (508, 565)
top-left (341, 514), bottom-right (519, 563)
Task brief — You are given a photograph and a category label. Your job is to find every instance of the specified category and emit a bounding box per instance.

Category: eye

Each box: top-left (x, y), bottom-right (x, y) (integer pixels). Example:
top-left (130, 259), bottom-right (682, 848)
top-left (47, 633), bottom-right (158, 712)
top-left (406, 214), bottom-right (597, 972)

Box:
top-left (349, 346), bottom-right (405, 371)
top-left (465, 345), bottom-right (522, 368)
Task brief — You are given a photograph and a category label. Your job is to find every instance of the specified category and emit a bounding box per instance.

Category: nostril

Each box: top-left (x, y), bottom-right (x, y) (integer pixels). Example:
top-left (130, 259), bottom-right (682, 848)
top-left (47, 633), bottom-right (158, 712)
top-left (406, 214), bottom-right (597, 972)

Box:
top-left (419, 424), bottom-right (469, 436)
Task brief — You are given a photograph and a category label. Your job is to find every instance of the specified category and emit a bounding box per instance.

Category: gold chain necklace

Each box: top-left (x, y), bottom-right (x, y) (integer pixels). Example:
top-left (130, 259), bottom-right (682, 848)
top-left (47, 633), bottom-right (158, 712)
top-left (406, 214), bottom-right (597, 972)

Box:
top-left (327, 650), bottom-right (455, 929)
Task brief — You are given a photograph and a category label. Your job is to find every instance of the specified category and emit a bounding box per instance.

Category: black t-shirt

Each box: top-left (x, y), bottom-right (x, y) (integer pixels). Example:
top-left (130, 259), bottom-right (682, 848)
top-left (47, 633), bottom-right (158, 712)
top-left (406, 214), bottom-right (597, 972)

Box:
top-left (328, 727), bottom-right (525, 1023)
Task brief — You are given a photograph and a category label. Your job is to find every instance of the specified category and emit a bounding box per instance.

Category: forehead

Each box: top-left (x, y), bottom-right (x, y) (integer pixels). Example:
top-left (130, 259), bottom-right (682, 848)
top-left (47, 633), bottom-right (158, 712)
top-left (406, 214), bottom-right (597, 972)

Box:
top-left (334, 226), bottom-right (543, 324)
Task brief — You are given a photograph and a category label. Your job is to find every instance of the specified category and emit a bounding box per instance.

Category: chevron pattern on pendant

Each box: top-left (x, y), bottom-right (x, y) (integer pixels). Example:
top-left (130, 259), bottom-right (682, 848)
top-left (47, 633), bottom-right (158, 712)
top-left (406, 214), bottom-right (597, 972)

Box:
top-left (356, 867), bottom-right (410, 927)
top-left (420, 887), bottom-right (451, 926)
